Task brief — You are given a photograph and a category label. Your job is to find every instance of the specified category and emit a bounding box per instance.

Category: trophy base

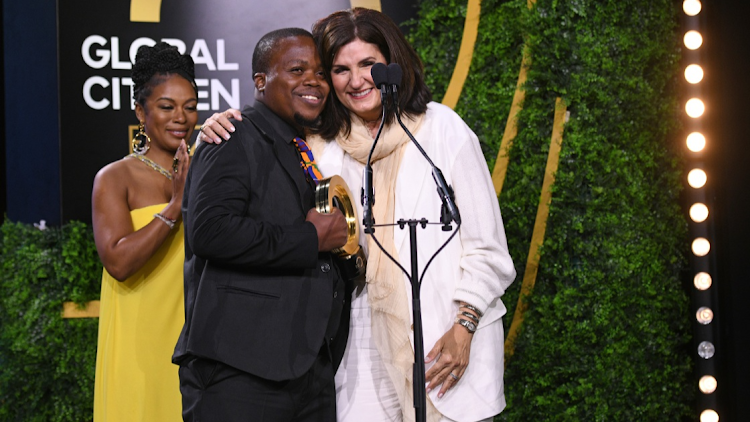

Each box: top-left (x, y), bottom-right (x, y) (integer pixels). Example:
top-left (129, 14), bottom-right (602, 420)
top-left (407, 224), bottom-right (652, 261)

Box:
top-left (335, 245), bottom-right (367, 281)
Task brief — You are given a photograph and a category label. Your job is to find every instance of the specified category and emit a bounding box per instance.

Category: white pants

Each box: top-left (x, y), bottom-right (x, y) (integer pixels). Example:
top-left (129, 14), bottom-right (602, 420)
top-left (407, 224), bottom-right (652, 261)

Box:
top-left (336, 287), bottom-right (401, 421)
top-left (335, 287), bottom-right (493, 422)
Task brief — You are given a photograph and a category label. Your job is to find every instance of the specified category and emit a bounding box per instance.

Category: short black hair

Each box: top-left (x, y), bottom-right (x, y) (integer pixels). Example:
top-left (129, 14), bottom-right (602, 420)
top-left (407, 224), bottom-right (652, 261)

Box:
top-left (252, 28), bottom-right (314, 75)
top-left (132, 41), bottom-right (196, 106)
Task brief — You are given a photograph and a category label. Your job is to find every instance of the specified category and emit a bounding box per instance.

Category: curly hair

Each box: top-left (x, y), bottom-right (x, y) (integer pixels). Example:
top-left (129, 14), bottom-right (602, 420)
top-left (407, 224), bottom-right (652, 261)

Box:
top-left (132, 42), bottom-right (197, 106)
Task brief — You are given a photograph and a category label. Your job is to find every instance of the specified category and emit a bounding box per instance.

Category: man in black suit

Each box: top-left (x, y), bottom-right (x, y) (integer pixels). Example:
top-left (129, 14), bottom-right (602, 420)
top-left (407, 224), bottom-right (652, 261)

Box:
top-left (173, 28), bottom-right (349, 421)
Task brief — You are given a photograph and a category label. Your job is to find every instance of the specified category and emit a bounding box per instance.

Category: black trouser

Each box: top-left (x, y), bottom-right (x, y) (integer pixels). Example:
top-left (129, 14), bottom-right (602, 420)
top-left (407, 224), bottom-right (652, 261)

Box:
top-left (179, 348), bottom-right (335, 422)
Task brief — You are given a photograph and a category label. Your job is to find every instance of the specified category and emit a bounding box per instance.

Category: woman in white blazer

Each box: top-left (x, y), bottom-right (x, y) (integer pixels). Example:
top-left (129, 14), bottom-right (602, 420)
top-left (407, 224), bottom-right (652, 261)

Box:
top-left (198, 8), bottom-right (516, 422)
top-left (312, 100), bottom-right (516, 422)
top-left (311, 9), bottom-right (516, 422)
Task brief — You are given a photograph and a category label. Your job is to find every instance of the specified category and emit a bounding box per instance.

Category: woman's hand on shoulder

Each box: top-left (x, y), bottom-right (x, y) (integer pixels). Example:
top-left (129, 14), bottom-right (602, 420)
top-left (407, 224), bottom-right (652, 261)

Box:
top-left (197, 108), bottom-right (242, 145)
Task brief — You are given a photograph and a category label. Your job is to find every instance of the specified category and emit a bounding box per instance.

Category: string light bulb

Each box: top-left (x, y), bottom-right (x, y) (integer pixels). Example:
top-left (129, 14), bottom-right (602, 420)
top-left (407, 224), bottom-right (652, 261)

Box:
top-left (685, 64), bottom-right (704, 84)
top-left (696, 306), bottom-right (714, 324)
top-left (692, 238), bottom-right (710, 256)
top-left (700, 409), bottom-right (719, 422)
top-left (683, 0), bottom-right (702, 16)
top-left (699, 376), bottom-right (718, 394)
top-left (687, 132), bottom-right (706, 152)
top-left (690, 203), bottom-right (709, 222)
top-left (686, 98), bottom-right (706, 118)
top-left (688, 169), bottom-right (707, 188)
top-left (698, 341), bottom-right (715, 359)
top-left (684, 30), bottom-right (703, 50)
top-left (694, 272), bottom-right (712, 290)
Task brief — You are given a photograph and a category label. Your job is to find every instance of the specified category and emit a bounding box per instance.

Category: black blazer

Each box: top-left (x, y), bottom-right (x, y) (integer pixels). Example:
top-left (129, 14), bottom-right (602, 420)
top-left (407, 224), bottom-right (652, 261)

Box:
top-left (173, 102), bottom-right (348, 381)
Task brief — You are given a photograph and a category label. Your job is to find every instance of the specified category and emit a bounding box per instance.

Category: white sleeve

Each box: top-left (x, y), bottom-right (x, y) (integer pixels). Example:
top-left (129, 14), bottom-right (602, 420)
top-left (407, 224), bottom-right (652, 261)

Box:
top-left (449, 124), bottom-right (517, 312)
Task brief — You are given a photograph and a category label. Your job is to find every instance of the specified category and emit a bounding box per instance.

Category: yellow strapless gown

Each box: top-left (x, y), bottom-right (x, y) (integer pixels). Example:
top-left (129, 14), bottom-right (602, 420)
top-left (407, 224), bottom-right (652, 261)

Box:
top-left (93, 204), bottom-right (184, 421)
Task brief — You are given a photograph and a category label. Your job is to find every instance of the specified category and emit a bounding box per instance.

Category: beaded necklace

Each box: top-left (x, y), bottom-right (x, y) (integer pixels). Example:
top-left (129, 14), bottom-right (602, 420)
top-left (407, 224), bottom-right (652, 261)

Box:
top-left (127, 153), bottom-right (173, 180)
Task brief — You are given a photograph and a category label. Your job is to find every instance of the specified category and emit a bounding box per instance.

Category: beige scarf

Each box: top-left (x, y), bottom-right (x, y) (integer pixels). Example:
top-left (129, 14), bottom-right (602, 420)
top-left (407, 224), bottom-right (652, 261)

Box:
top-left (322, 113), bottom-right (440, 422)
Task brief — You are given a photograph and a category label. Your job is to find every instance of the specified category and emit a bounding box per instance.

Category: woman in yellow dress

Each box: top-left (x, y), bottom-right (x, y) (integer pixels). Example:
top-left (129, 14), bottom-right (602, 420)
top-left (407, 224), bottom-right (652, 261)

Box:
top-left (91, 42), bottom-right (197, 421)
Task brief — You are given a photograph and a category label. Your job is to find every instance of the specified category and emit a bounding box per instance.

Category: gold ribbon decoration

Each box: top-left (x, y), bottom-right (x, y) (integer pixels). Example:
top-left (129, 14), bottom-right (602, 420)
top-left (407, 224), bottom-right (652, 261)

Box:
top-left (441, 0), bottom-right (481, 109)
top-left (504, 98), bottom-right (568, 365)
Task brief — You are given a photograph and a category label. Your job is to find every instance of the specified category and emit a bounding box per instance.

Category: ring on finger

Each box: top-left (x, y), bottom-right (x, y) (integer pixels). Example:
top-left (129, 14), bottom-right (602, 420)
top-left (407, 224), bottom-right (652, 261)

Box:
top-left (172, 157), bottom-right (179, 173)
top-left (449, 373), bottom-right (458, 381)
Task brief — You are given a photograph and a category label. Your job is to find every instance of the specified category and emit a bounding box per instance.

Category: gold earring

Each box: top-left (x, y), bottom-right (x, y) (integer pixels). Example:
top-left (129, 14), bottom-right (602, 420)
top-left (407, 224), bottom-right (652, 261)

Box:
top-left (132, 122), bottom-right (151, 155)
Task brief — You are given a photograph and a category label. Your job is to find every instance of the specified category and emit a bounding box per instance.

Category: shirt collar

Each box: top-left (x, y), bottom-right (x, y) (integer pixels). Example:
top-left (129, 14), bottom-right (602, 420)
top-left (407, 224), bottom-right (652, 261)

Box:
top-left (252, 101), bottom-right (303, 143)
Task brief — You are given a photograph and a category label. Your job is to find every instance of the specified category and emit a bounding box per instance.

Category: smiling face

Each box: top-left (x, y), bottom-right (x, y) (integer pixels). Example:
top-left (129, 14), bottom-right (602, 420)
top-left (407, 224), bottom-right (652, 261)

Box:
top-left (254, 36), bottom-right (329, 130)
top-left (135, 74), bottom-right (198, 153)
top-left (330, 38), bottom-right (388, 123)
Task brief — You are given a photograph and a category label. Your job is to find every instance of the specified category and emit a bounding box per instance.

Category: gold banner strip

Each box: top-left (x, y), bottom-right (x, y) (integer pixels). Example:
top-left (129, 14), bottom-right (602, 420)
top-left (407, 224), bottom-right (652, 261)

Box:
top-left (491, 0), bottom-right (537, 196)
top-left (441, 0), bottom-right (481, 109)
top-left (504, 97), bottom-right (567, 365)
top-left (62, 300), bottom-right (100, 319)
top-left (491, 48), bottom-right (530, 196)
top-left (349, 0), bottom-right (382, 11)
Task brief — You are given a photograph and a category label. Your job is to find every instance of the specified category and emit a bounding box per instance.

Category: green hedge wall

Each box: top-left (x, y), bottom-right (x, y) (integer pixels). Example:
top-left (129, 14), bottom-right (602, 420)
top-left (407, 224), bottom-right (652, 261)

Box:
top-left (410, 0), bottom-right (693, 420)
top-left (0, 220), bottom-right (102, 421)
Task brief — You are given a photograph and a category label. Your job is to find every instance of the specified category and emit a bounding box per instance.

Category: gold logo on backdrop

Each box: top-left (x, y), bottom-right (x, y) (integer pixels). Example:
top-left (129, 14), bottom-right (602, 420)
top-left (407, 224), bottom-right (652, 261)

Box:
top-left (349, 0), bottom-right (381, 11)
top-left (131, 0), bottom-right (162, 22)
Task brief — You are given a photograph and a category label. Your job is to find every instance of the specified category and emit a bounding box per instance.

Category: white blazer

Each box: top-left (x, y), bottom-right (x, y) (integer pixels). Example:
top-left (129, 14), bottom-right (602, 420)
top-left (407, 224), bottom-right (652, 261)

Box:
top-left (316, 102), bottom-right (517, 421)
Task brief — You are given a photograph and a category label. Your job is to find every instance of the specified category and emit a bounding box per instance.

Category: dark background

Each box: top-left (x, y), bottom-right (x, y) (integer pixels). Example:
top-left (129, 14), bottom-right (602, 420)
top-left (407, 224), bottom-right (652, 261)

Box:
top-left (57, 0), bottom-right (348, 223)
top-left (703, 1), bottom-right (750, 420)
top-left (2, 0), bottom-right (748, 419)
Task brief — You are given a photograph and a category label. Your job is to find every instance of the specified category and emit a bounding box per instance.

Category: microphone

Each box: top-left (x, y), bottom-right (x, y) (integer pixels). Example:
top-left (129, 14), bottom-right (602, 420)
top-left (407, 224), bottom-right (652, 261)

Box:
top-left (362, 63), bottom-right (390, 233)
top-left (372, 62), bottom-right (389, 98)
top-left (432, 167), bottom-right (462, 225)
top-left (387, 63), bottom-right (402, 104)
top-left (387, 63), bottom-right (461, 226)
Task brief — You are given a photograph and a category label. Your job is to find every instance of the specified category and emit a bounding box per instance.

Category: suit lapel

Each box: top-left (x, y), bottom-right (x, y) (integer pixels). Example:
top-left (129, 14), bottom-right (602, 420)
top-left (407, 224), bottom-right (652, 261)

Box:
top-left (246, 111), bottom-right (311, 213)
top-left (273, 137), bottom-right (313, 211)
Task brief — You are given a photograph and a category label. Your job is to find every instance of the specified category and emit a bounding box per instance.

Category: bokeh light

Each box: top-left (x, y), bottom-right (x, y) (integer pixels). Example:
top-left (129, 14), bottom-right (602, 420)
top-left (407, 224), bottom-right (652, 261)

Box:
top-left (699, 376), bottom-right (718, 394)
top-left (696, 306), bottom-right (714, 324)
top-left (685, 64), bottom-right (704, 84)
top-left (692, 238), bottom-right (710, 256)
top-left (687, 132), bottom-right (706, 152)
top-left (698, 341), bottom-right (715, 359)
top-left (683, 0), bottom-right (702, 16)
top-left (688, 169), bottom-right (707, 188)
top-left (694, 272), bottom-right (712, 290)
top-left (690, 203), bottom-right (709, 222)
top-left (685, 30), bottom-right (703, 50)
top-left (686, 98), bottom-right (706, 118)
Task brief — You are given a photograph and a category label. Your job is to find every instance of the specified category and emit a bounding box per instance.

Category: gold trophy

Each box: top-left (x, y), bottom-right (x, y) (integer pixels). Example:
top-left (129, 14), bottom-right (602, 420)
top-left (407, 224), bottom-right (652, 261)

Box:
top-left (315, 175), bottom-right (366, 280)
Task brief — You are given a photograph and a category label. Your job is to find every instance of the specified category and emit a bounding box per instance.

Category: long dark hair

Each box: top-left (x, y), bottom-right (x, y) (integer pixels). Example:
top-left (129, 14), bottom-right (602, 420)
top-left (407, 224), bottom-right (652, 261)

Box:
top-left (312, 8), bottom-right (432, 139)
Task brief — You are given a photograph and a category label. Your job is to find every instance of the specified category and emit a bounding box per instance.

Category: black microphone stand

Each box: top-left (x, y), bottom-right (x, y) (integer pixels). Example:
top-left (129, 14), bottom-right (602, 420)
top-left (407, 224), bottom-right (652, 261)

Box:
top-left (385, 63), bottom-right (460, 422)
top-left (404, 217), bottom-right (428, 422)
top-left (362, 63), bottom-right (390, 233)
top-left (363, 63), bottom-right (462, 422)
